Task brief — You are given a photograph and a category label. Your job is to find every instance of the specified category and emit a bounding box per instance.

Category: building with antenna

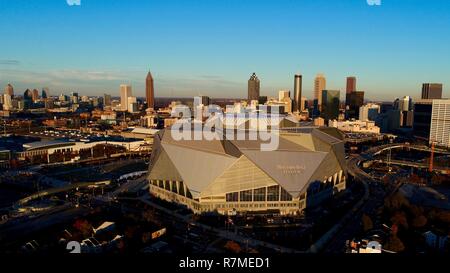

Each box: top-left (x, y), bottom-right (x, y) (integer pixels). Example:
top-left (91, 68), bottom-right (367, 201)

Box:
top-left (146, 71), bottom-right (155, 110)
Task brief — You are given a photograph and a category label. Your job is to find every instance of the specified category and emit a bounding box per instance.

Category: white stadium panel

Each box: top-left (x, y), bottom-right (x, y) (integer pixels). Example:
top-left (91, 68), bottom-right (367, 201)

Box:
top-left (200, 155), bottom-right (279, 198)
top-left (241, 149), bottom-right (328, 197)
top-left (161, 142), bottom-right (238, 195)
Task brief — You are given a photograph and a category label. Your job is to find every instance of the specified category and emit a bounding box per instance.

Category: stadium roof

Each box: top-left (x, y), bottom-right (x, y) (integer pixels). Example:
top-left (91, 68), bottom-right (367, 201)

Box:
top-left (149, 127), bottom-right (346, 198)
top-left (23, 140), bottom-right (74, 151)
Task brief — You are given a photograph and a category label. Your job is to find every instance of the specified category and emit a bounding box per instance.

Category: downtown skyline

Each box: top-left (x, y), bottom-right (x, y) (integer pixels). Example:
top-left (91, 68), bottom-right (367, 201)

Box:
top-left (1, 0), bottom-right (450, 100)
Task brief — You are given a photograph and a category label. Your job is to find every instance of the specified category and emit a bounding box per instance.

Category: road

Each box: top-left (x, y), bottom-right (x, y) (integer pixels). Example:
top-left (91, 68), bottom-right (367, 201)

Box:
top-left (132, 196), bottom-right (305, 253)
top-left (0, 204), bottom-right (90, 248)
top-left (15, 180), bottom-right (111, 206)
top-left (376, 159), bottom-right (449, 173)
top-left (368, 143), bottom-right (450, 157)
top-left (322, 144), bottom-right (416, 253)
top-left (322, 154), bottom-right (381, 253)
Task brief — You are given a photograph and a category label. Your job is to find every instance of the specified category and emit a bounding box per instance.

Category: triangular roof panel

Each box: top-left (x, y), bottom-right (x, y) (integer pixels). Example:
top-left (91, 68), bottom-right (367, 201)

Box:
top-left (241, 149), bottom-right (327, 196)
top-left (148, 146), bottom-right (183, 182)
top-left (162, 143), bottom-right (238, 195)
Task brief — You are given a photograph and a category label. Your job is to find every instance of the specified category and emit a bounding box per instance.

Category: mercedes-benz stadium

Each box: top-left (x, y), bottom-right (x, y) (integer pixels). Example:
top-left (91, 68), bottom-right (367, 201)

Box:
top-left (148, 127), bottom-right (347, 215)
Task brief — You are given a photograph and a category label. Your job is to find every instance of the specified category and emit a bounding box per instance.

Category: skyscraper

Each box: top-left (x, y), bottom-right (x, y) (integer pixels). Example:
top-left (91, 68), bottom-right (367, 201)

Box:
top-left (401, 111), bottom-right (414, 128)
top-left (346, 77), bottom-right (357, 94)
top-left (400, 96), bottom-right (413, 112)
top-left (321, 90), bottom-right (340, 121)
top-left (128, 96), bottom-right (138, 113)
top-left (120, 84), bottom-right (132, 111)
top-left (277, 90), bottom-right (293, 113)
top-left (59, 93), bottom-right (67, 102)
top-left (345, 76), bottom-right (357, 107)
top-left (104, 94), bottom-right (112, 106)
top-left (392, 96), bottom-right (414, 127)
top-left (32, 89), bottom-right (39, 102)
top-left (146, 71), bottom-right (155, 109)
top-left (193, 96), bottom-right (210, 121)
top-left (248, 73), bottom-right (260, 101)
top-left (312, 99), bottom-right (320, 119)
top-left (92, 97), bottom-right (100, 108)
top-left (422, 83), bottom-right (443, 99)
top-left (71, 92), bottom-right (79, 104)
top-left (413, 100), bottom-right (433, 140)
top-left (430, 99), bottom-right (450, 148)
top-left (45, 98), bottom-right (54, 109)
top-left (3, 94), bottom-right (13, 110)
top-left (23, 89), bottom-right (33, 109)
top-left (293, 74), bottom-right (302, 112)
top-left (300, 97), bottom-right (307, 112)
top-left (278, 90), bottom-right (290, 101)
top-left (314, 74), bottom-right (326, 107)
top-left (42, 88), bottom-right (49, 99)
top-left (194, 96), bottom-right (211, 108)
top-left (359, 103), bottom-right (381, 122)
top-left (258, 96), bottom-right (268, 105)
top-left (4, 84), bottom-right (14, 97)
top-left (346, 91), bottom-right (365, 119)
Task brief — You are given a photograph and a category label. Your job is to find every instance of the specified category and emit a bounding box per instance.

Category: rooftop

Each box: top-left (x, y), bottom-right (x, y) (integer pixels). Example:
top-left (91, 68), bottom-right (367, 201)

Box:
top-left (23, 140), bottom-right (73, 151)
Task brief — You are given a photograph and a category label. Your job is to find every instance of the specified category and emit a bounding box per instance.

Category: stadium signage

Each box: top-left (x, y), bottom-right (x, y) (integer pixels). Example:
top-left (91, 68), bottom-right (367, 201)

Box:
top-left (277, 165), bottom-right (306, 175)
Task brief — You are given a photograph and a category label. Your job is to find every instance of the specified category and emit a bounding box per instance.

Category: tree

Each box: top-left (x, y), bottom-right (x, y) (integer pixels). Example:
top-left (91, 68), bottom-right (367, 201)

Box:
top-left (435, 211), bottom-right (450, 224)
top-left (408, 205), bottom-right (428, 228)
top-left (362, 214), bottom-right (374, 232)
top-left (224, 241), bottom-right (242, 254)
top-left (73, 219), bottom-right (93, 238)
top-left (411, 215), bottom-right (427, 228)
top-left (385, 193), bottom-right (410, 210)
top-left (409, 174), bottom-right (425, 185)
top-left (142, 210), bottom-right (155, 223)
top-left (391, 211), bottom-right (409, 230)
top-left (125, 226), bottom-right (138, 239)
top-left (384, 235), bottom-right (405, 253)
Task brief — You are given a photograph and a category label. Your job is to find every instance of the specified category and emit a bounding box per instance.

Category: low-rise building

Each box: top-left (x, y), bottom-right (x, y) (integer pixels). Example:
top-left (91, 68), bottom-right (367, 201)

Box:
top-left (329, 120), bottom-right (381, 134)
top-left (0, 150), bottom-right (11, 169)
top-left (42, 118), bottom-right (68, 128)
top-left (18, 138), bottom-right (148, 163)
top-left (359, 103), bottom-right (381, 121)
top-left (313, 117), bottom-right (325, 127)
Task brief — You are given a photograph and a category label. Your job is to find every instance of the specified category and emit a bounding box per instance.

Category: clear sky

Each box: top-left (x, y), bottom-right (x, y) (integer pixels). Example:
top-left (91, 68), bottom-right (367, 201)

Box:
top-left (0, 0), bottom-right (449, 101)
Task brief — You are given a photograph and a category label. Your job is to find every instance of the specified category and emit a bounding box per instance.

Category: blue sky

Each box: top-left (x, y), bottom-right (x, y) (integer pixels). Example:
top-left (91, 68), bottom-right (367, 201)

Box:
top-left (0, 0), bottom-right (449, 101)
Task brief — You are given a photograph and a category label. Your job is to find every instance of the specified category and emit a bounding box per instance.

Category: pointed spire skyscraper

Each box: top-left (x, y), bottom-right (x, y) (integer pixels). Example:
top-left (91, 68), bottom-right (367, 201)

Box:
top-left (146, 71), bottom-right (155, 109)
